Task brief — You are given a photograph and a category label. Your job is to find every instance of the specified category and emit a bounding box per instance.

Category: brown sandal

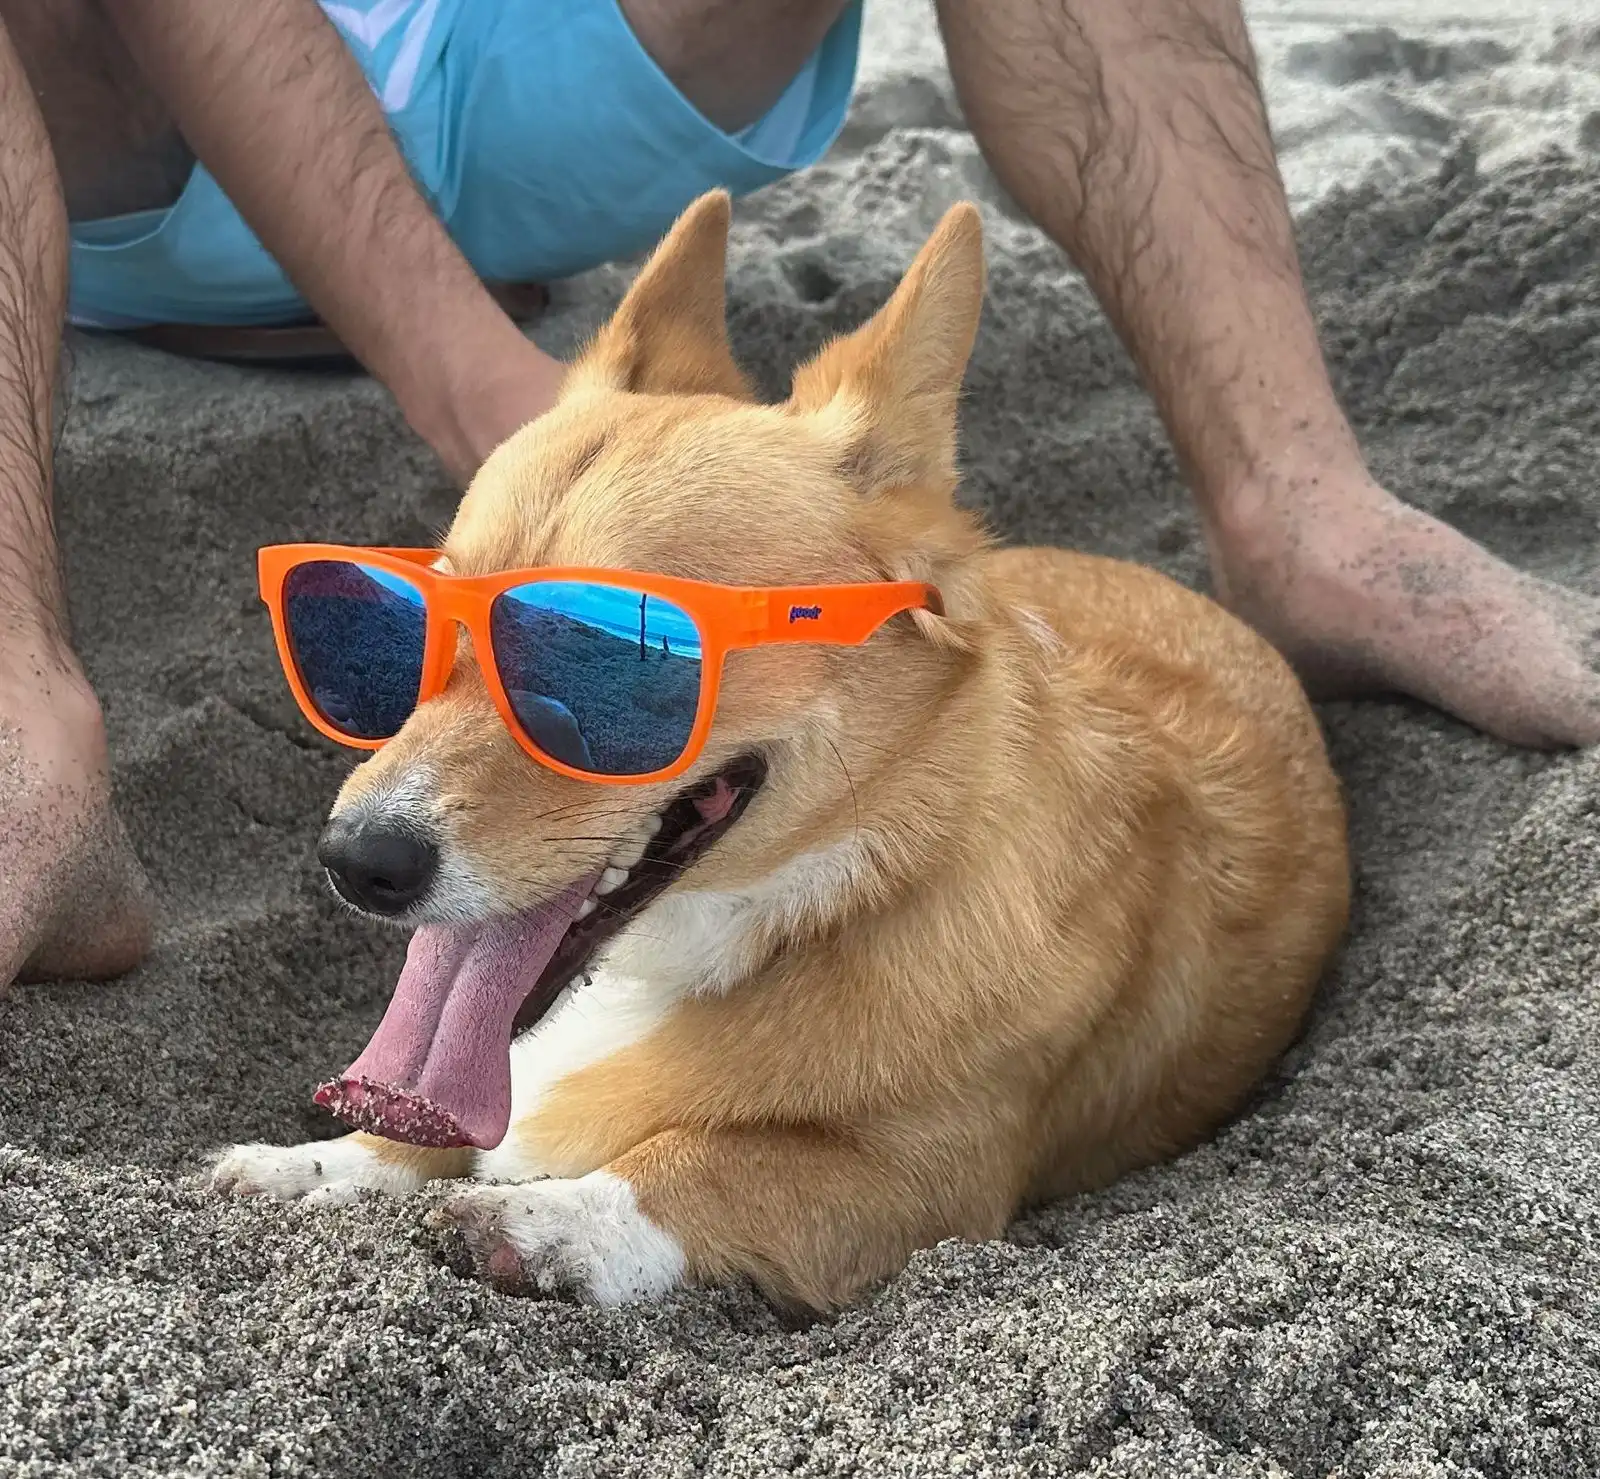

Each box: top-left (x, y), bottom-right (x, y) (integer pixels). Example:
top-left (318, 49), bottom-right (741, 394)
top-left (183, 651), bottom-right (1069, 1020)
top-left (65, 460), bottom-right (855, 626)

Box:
top-left (115, 281), bottom-right (551, 369)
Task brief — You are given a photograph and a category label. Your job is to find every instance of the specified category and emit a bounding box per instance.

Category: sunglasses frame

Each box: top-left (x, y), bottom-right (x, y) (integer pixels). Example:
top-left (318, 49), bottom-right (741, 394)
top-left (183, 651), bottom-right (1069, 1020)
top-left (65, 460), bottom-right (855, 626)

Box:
top-left (258, 543), bottom-right (944, 786)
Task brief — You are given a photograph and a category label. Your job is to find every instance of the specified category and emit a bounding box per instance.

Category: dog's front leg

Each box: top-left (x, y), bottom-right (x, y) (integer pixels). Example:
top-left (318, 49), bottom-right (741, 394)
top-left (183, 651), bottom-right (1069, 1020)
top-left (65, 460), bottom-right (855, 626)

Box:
top-left (212, 1133), bottom-right (473, 1205)
top-left (427, 1124), bottom-right (1009, 1311)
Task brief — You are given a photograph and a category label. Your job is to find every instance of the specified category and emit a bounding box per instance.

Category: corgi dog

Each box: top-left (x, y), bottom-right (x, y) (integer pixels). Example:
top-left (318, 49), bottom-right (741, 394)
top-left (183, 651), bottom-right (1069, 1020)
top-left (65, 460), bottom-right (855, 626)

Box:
top-left (214, 193), bottom-right (1349, 1313)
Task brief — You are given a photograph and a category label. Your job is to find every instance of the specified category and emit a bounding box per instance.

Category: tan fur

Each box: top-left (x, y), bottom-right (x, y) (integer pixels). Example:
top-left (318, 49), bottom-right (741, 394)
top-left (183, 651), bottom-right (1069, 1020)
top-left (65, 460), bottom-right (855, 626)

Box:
top-left (337, 191), bottom-right (1349, 1312)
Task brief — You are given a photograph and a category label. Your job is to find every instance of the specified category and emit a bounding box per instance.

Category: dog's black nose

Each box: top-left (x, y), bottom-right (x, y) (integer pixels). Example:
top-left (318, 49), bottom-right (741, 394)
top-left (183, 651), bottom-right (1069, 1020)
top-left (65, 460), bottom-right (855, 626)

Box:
top-left (317, 818), bottom-right (438, 916)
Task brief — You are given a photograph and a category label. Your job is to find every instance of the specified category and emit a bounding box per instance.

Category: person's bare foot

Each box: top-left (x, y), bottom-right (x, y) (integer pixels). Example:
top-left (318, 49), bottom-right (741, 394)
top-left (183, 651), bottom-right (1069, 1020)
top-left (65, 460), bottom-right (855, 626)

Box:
top-left (1206, 469), bottom-right (1600, 749)
top-left (0, 637), bottom-right (154, 993)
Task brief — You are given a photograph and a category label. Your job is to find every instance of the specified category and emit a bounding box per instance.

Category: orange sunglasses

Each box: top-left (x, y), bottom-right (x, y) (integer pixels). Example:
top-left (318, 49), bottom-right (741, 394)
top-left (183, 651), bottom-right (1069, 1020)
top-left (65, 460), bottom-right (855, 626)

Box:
top-left (258, 544), bottom-right (943, 786)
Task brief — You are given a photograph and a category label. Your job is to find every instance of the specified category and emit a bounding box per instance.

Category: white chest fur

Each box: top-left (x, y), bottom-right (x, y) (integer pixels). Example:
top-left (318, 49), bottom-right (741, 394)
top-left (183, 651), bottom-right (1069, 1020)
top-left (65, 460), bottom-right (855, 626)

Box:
top-left (473, 836), bottom-right (872, 1182)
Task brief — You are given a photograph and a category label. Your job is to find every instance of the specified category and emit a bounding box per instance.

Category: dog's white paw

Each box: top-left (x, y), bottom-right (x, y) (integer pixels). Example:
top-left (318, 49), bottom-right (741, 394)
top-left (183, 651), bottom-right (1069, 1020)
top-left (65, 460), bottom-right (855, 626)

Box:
top-left (210, 1136), bottom-right (424, 1205)
top-left (425, 1171), bottom-right (685, 1305)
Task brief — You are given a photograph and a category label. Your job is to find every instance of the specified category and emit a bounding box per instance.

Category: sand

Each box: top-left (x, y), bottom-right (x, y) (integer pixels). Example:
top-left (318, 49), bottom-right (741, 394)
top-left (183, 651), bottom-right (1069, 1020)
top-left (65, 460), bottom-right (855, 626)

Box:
top-left (4, 2), bottom-right (1600, 1474)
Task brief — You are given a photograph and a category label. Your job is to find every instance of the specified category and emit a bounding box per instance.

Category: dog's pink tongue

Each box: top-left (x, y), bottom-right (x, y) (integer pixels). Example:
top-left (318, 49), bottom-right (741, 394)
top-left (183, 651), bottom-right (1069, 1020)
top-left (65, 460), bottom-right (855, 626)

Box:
top-left (313, 879), bottom-right (595, 1150)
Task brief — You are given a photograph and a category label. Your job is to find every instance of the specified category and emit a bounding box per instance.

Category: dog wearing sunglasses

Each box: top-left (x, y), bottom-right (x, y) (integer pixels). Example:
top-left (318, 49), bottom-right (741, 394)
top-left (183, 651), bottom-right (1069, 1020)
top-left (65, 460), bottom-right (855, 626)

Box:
top-left (213, 193), bottom-right (1350, 1313)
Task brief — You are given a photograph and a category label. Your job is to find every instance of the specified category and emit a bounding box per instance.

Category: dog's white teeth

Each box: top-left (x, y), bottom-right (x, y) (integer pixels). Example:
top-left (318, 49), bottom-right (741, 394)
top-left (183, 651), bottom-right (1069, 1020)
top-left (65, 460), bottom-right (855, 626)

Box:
top-left (644, 814), bottom-right (664, 837)
top-left (576, 898), bottom-right (598, 920)
top-left (597, 866), bottom-right (629, 895)
top-left (612, 835), bottom-right (649, 871)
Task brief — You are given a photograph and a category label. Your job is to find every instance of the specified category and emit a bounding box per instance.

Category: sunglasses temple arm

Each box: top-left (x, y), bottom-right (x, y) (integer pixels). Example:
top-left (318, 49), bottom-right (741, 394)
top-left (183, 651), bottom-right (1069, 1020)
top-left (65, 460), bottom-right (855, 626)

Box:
top-left (742, 584), bottom-right (944, 647)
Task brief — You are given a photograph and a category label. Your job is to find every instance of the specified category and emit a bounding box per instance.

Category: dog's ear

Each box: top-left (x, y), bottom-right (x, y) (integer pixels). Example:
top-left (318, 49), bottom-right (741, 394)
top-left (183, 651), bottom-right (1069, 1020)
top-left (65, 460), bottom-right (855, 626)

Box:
top-left (569, 191), bottom-right (753, 400)
top-left (788, 202), bottom-right (984, 495)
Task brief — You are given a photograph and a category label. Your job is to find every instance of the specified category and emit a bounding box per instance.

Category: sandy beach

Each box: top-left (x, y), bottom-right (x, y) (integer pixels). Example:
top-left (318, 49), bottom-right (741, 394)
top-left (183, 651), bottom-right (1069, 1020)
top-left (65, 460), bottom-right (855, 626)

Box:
top-left (3, 2), bottom-right (1599, 1473)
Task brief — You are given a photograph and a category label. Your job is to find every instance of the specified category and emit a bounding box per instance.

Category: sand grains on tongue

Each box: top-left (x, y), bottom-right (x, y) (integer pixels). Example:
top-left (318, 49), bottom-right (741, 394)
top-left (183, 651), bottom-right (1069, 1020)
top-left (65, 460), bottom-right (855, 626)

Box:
top-left (315, 879), bottom-right (599, 1150)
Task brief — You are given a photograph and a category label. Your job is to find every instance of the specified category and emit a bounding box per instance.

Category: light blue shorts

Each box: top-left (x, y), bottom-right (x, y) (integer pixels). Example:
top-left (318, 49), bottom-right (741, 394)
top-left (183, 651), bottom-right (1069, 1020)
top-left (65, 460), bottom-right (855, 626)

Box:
top-left (67, 0), bottom-right (862, 328)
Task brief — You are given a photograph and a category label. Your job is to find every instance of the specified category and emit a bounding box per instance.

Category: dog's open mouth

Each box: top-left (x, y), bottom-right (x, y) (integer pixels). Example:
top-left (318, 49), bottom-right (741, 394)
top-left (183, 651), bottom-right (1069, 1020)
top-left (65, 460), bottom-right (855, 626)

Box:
top-left (313, 753), bottom-right (767, 1150)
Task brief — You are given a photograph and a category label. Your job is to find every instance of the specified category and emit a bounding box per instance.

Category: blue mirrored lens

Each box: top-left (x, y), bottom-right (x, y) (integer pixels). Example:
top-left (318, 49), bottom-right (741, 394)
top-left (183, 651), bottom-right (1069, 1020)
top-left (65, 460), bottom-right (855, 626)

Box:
top-left (283, 560), bottom-right (426, 740)
top-left (489, 580), bottom-right (703, 777)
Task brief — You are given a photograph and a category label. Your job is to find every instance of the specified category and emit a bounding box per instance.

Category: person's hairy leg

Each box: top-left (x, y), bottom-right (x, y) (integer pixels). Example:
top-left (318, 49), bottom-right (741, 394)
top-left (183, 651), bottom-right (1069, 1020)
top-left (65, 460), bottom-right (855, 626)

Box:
top-left (938, 0), bottom-right (1600, 748)
top-left (99, 0), bottom-right (564, 486)
top-left (99, 0), bottom-right (851, 482)
top-left (0, 12), bottom-right (152, 991)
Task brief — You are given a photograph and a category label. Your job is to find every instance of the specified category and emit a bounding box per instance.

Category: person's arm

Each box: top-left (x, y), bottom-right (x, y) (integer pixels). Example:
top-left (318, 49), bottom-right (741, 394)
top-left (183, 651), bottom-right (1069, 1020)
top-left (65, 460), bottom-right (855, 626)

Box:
top-left (101, 0), bottom-right (563, 484)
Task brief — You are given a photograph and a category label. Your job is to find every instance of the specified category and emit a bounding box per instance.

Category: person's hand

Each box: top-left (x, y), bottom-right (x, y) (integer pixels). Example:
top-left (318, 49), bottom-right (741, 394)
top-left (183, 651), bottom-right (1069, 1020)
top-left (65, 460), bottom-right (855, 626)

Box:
top-left (419, 330), bottom-right (569, 489)
top-left (468, 335), bottom-right (569, 474)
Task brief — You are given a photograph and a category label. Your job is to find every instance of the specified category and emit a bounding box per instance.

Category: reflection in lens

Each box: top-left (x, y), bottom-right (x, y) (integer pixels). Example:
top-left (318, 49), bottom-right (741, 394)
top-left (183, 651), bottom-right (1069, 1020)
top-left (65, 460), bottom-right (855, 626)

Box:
top-left (283, 560), bottom-right (426, 740)
top-left (490, 580), bottom-right (703, 776)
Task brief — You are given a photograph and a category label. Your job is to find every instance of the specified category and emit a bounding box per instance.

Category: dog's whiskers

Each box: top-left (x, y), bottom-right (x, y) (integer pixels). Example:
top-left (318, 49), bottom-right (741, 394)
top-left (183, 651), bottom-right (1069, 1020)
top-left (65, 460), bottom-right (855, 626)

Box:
top-left (823, 735), bottom-right (862, 845)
